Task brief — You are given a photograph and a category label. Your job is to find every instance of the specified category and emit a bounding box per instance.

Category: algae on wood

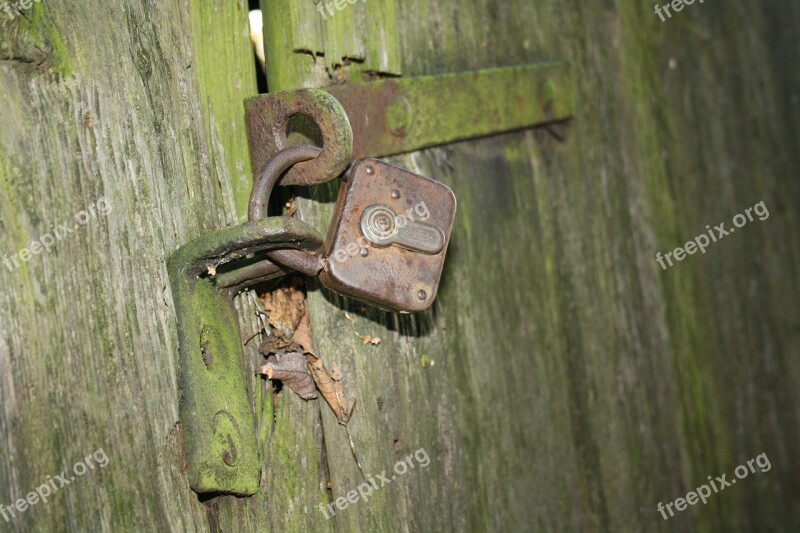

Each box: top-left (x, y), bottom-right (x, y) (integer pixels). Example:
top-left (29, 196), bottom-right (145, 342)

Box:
top-left (0, 0), bottom-right (797, 531)
top-left (264, 1), bottom-right (800, 531)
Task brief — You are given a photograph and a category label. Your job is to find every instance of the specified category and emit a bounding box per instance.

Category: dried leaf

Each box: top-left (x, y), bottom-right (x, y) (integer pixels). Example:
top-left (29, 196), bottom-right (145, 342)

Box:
top-left (260, 284), bottom-right (305, 341)
top-left (259, 334), bottom-right (292, 355)
top-left (330, 362), bottom-right (342, 381)
top-left (293, 311), bottom-right (315, 356)
top-left (360, 335), bottom-right (381, 346)
top-left (344, 312), bottom-right (354, 323)
top-left (307, 355), bottom-right (355, 424)
top-left (256, 279), bottom-right (356, 422)
top-left (257, 352), bottom-right (317, 400)
top-left (258, 280), bottom-right (308, 355)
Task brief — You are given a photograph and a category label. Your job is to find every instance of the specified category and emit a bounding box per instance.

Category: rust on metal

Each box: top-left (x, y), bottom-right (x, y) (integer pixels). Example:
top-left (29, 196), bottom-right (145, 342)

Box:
top-left (244, 62), bottom-right (573, 176)
top-left (319, 159), bottom-right (457, 313)
top-left (244, 89), bottom-right (353, 186)
top-left (249, 145), bottom-right (322, 220)
top-left (325, 62), bottom-right (573, 159)
top-left (168, 215), bottom-right (328, 496)
top-left (243, 145), bottom-right (328, 281)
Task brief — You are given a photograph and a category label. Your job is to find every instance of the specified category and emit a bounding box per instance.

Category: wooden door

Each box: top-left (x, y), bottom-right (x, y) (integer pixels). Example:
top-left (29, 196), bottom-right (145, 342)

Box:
top-left (0, 1), bottom-right (798, 531)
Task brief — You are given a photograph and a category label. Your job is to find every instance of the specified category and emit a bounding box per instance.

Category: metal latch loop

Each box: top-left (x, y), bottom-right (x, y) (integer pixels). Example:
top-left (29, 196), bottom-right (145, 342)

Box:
top-left (245, 88), bottom-right (353, 186)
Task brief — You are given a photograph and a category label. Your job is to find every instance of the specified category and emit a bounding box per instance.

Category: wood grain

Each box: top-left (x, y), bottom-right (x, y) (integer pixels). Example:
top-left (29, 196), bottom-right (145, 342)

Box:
top-left (0, 0), bottom-right (796, 531)
top-left (265, 1), bottom-right (800, 531)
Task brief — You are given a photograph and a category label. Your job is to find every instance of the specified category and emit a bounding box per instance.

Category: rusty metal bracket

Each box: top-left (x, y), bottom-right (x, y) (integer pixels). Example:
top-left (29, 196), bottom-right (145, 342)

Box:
top-left (245, 89), bottom-right (353, 186)
top-left (168, 217), bottom-right (325, 496)
top-left (245, 62), bottom-right (573, 179)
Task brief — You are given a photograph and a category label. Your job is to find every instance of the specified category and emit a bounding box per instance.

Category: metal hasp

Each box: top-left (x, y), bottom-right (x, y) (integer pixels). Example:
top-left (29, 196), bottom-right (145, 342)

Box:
top-left (245, 62), bottom-right (574, 175)
top-left (170, 91), bottom-right (349, 497)
top-left (167, 217), bottom-right (324, 495)
top-left (173, 62), bottom-right (565, 494)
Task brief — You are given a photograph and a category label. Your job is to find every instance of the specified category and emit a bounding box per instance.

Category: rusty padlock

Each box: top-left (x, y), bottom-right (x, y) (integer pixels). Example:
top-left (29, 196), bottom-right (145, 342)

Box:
top-left (320, 159), bottom-right (457, 313)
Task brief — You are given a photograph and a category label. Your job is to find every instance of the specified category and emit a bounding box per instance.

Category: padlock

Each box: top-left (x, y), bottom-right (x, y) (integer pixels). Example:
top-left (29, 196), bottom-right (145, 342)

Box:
top-left (320, 159), bottom-right (457, 312)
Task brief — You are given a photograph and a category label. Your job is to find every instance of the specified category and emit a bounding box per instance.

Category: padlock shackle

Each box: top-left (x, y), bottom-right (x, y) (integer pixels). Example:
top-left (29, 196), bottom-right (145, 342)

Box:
top-left (248, 145), bottom-right (323, 221)
top-left (233, 145), bottom-right (330, 284)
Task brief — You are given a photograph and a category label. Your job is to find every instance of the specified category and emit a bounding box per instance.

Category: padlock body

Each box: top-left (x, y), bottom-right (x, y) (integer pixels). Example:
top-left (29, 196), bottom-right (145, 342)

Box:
top-left (320, 159), bottom-right (456, 312)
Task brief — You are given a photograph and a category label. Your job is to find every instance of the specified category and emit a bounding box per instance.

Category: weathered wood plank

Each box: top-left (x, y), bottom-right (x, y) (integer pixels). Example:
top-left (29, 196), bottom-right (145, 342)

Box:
top-left (0, 1), bottom-right (330, 530)
top-left (263, 0), bottom-right (800, 531)
top-left (0, 0), bottom-right (797, 531)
